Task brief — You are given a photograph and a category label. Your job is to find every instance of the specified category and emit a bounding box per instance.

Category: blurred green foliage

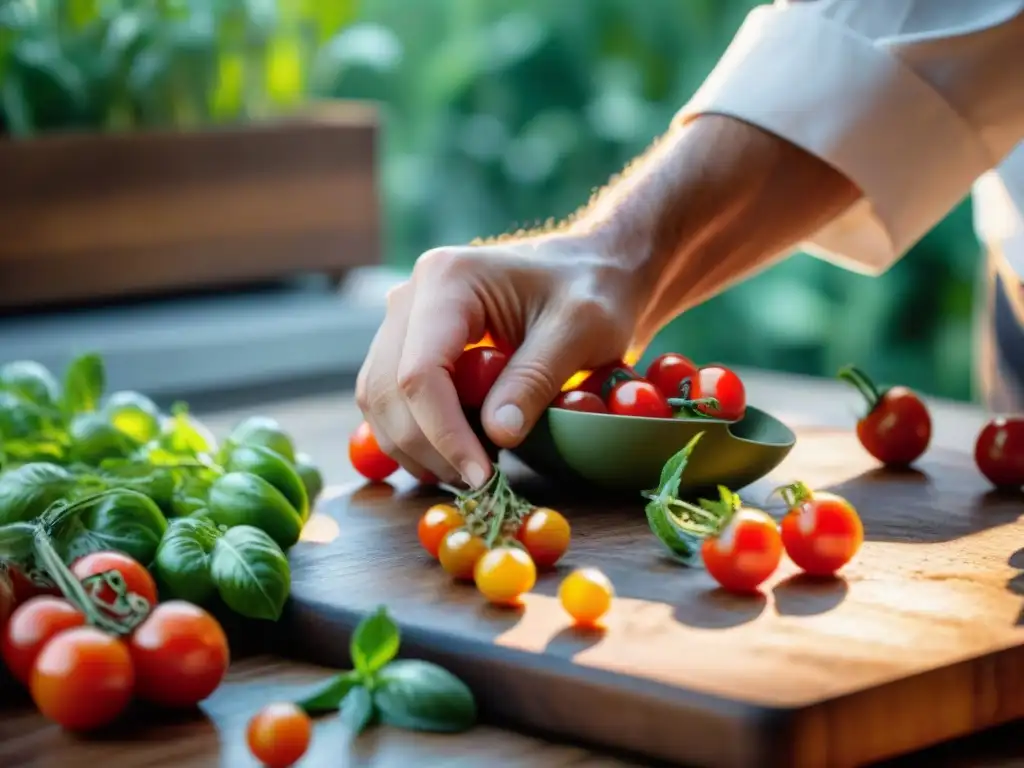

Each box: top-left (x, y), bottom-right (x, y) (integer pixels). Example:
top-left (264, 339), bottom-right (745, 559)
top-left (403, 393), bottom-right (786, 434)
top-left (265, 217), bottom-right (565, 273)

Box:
top-left (0, 0), bottom-right (983, 401)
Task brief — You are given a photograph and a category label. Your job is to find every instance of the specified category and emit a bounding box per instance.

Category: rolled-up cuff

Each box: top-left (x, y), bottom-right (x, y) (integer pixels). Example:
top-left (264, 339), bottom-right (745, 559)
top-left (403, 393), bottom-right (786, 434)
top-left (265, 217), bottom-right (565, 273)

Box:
top-left (677, 4), bottom-right (993, 275)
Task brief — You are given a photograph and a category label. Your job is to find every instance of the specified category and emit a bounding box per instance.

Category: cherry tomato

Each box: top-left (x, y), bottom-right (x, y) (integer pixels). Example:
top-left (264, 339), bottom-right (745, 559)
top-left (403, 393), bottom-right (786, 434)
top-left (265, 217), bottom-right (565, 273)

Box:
top-left (702, 508), bottom-right (783, 593)
top-left (778, 483), bottom-right (863, 576)
top-left (418, 504), bottom-right (464, 559)
top-left (418, 471), bottom-right (439, 486)
top-left (30, 626), bottom-right (134, 731)
top-left (349, 420), bottom-right (399, 482)
top-left (838, 365), bottom-right (931, 467)
top-left (9, 567), bottom-right (59, 603)
top-left (465, 330), bottom-right (515, 355)
top-left (645, 353), bottom-right (699, 399)
top-left (974, 416), bottom-right (1024, 489)
top-left (558, 568), bottom-right (614, 627)
top-left (574, 361), bottom-right (637, 399)
top-left (2, 596), bottom-right (85, 685)
top-left (71, 551), bottom-right (158, 613)
top-left (474, 546), bottom-right (537, 605)
top-left (438, 530), bottom-right (489, 581)
top-left (452, 346), bottom-right (509, 408)
top-left (0, 567), bottom-right (14, 623)
top-left (127, 600), bottom-right (229, 708)
top-left (685, 365), bottom-right (746, 421)
top-left (552, 390), bottom-right (607, 414)
top-left (608, 380), bottom-right (672, 419)
top-left (247, 702), bottom-right (312, 768)
top-left (517, 508), bottom-right (571, 568)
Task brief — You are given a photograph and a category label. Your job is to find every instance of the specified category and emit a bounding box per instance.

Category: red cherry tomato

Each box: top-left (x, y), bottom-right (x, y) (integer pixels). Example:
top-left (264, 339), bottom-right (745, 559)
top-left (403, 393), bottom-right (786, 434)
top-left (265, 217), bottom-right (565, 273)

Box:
top-left (8, 567), bottom-right (60, 603)
top-left (574, 361), bottom-right (637, 398)
top-left (30, 626), bottom-right (134, 731)
top-left (974, 416), bottom-right (1024, 489)
top-left (608, 380), bottom-right (672, 419)
top-left (777, 483), bottom-right (863, 576)
top-left (2, 596), bottom-right (85, 685)
top-left (645, 353), bottom-right (698, 399)
top-left (552, 390), bottom-right (607, 414)
top-left (702, 508), bottom-right (782, 593)
top-left (127, 600), bottom-right (230, 708)
top-left (247, 702), bottom-right (313, 768)
top-left (452, 346), bottom-right (509, 408)
top-left (517, 507), bottom-right (571, 568)
top-left (71, 551), bottom-right (158, 614)
top-left (685, 365), bottom-right (746, 421)
top-left (348, 420), bottom-right (399, 482)
top-left (838, 366), bottom-right (931, 467)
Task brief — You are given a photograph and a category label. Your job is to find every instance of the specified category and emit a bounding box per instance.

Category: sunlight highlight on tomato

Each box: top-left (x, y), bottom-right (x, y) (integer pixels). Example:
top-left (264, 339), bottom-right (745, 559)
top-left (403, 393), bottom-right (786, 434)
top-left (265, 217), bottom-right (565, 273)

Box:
top-left (688, 365), bottom-right (746, 421)
top-left (30, 627), bottom-right (134, 731)
top-left (438, 530), bottom-right (489, 581)
top-left (608, 380), bottom-right (672, 419)
top-left (418, 504), bottom-right (464, 559)
top-left (701, 508), bottom-right (782, 593)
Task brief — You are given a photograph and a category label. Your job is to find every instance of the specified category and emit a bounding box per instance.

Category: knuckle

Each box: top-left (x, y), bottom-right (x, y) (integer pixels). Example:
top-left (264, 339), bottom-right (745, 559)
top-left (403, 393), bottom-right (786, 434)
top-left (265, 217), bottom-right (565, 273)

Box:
top-left (564, 294), bottom-right (617, 329)
top-left (395, 362), bottom-right (430, 401)
top-left (385, 281), bottom-right (411, 310)
top-left (414, 247), bottom-right (468, 282)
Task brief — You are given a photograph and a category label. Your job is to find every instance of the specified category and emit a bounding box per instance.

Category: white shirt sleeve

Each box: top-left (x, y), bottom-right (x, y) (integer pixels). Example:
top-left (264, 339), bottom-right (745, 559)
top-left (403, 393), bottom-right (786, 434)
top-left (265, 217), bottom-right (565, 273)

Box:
top-left (677, 0), bottom-right (1024, 275)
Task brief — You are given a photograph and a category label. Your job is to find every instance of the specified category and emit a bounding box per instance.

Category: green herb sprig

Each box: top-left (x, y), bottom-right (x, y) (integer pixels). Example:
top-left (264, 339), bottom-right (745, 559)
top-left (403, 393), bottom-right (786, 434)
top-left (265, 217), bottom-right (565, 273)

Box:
top-left (294, 606), bottom-right (477, 735)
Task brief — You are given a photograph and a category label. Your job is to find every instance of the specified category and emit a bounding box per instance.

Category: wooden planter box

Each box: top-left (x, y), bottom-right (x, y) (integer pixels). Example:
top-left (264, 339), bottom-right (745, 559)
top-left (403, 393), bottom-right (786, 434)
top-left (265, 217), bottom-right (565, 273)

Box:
top-left (0, 102), bottom-right (380, 311)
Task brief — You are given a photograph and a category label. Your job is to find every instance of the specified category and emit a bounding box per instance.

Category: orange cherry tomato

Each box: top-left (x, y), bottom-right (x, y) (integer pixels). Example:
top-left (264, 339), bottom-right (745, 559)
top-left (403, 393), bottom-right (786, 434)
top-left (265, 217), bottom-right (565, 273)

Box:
top-left (438, 530), bottom-right (489, 581)
top-left (349, 421), bottom-right (399, 482)
top-left (71, 551), bottom-right (158, 613)
top-left (2, 596), bottom-right (85, 685)
top-left (778, 483), bottom-right (863, 576)
top-left (838, 365), bottom-right (931, 467)
top-left (701, 508), bottom-right (783, 593)
top-left (247, 702), bottom-right (313, 768)
top-left (474, 546), bottom-right (536, 605)
top-left (127, 600), bottom-right (229, 708)
top-left (30, 626), bottom-right (134, 731)
top-left (516, 508), bottom-right (571, 569)
top-left (417, 504), bottom-right (464, 559)
top-left (558, 568), bottom-right (614, 626)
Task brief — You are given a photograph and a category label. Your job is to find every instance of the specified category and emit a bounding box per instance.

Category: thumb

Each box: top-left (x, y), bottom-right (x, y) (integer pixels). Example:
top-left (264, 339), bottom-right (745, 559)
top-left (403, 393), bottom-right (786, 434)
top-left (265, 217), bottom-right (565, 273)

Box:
top-left (481, 315), bottom-right (593, 448)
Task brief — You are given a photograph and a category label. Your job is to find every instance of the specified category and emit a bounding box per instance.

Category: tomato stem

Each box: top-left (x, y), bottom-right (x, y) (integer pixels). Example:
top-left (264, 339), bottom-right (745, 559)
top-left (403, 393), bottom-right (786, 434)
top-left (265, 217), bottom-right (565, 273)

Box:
top-left (767, 481), bottom-right (814, 509)
top-left (667, 397), bottom-right (721, 419)
top-left (600, 367), bottom-right (640, 402)
top-left (836, 365), bottom-right (881, 411)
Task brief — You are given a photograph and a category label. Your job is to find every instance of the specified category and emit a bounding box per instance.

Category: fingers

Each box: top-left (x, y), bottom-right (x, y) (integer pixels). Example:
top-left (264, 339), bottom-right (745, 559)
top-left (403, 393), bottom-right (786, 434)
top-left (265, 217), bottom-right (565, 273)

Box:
top-left (398, 267), bottom-right (494, 488)
top-left (481, 308), bottom-right (593, 448)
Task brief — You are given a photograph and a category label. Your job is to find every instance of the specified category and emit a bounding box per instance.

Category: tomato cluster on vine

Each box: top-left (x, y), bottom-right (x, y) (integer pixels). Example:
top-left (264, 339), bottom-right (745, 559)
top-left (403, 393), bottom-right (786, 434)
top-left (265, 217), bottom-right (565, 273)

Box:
top-left (1, 551), bottom-right (229, 733)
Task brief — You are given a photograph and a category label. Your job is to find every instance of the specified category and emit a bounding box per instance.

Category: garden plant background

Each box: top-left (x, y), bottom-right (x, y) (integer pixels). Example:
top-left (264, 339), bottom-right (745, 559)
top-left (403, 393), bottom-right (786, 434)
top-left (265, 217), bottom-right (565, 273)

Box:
top-left (0, 0), bottom-right (982, 401)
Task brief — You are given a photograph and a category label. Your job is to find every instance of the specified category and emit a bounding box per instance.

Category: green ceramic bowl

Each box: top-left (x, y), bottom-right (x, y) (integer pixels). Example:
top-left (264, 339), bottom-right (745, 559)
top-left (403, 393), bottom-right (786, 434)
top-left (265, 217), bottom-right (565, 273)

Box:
top-left (510, 406), bottom-right (796, 496)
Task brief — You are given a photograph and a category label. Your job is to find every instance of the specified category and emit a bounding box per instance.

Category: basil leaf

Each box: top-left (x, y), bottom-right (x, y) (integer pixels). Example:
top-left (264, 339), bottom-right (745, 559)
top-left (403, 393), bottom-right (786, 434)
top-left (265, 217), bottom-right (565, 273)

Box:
top-left (69, 413), bottom-right (138, 465)
top-left (97, 461), bottom-right (177, 515)
top-left (0, 360), bottom-right (60, 407)
top-left (351, 606), bottom-right (400, 677)
top-left (224, 444), bottom-right (309, 523)
top-left (153, 517), bottom-right (221, 605)
top-left (210, 525), bottom-right (291, 621)
top-left (644, 499), bottom-right (703, 566)
top-left (295, 670), bottom-right (360, 714)
top-left (339, 685), bottom-right (375, 734)
top-left (206, 472), bottom-right (303, 550)
top-left (62, 352), bottom-right (105, 415)
top-left (0, 392), bottom-right (49, 441)
top-left (227, 415), bottom-right (296, 463)
top-left (157, 403), bottom-right (217, 456)
top-left (62, 488), bottom-right (168, 566)
top-left (0, 462), bottom-right (75, 526)
top-left (652, 431), bottom-right (704, 500)
top-left (102, 391), bottom-right (162, 443)
top-left (373, 660), bottom-right (477, 733)
top-left (293, 452), bottom-right (324, 505)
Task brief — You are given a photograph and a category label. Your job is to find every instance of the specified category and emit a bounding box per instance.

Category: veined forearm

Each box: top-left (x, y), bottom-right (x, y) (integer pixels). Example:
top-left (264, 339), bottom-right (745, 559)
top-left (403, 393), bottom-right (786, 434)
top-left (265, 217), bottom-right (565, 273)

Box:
top-left (570, 115), bottom-right (862, 347)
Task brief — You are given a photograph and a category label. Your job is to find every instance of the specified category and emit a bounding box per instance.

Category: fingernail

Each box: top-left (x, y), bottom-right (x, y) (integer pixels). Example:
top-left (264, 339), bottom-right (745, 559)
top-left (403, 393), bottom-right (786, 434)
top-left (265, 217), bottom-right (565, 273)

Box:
top-left (461, 462), bottom-right (488, 489)
top-left (493, 404), bottom-right (524, 437)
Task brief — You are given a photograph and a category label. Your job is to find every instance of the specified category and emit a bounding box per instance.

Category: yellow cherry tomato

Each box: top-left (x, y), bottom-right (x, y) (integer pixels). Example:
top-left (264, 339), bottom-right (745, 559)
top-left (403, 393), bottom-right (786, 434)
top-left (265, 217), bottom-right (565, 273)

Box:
top-left (516, 508), bottom-right (570, 569)
top-left (473, 547), bottom-right (536, 605)
top-left (559, 568), bottom-right (614, 626)
top-left (438, 530), bottom-right (488, 581)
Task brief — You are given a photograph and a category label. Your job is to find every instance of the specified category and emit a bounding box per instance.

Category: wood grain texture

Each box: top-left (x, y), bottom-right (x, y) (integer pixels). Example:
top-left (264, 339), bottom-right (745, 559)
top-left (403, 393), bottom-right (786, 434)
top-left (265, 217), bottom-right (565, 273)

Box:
top-left (285, 429), bottom-right (1024, 768)
top-left (0, 103), bottom-right (380, 309)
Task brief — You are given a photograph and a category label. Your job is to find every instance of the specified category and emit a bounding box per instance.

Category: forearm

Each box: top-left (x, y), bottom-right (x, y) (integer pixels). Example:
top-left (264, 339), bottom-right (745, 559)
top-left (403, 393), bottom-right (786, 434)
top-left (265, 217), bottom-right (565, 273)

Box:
top-left (570, 114), bottom-right (860, 346)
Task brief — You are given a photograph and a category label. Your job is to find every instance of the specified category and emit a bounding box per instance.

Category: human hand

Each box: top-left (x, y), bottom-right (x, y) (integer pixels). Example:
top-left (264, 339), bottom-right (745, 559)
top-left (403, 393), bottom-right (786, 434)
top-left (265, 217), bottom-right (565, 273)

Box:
top-left (355, 233), bottom-right (647, 487)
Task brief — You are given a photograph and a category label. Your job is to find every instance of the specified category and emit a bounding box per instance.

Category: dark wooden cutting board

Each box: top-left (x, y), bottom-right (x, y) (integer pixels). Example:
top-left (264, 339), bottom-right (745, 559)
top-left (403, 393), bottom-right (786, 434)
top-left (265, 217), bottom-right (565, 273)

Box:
top-left (283, 427), bottom-right (1024, 768)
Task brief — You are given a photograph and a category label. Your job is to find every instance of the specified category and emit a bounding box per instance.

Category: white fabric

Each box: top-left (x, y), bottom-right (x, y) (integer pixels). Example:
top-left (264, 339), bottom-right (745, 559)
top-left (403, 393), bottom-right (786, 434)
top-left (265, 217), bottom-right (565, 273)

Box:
top-left (678, 0), bottom-right (1024, 278)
